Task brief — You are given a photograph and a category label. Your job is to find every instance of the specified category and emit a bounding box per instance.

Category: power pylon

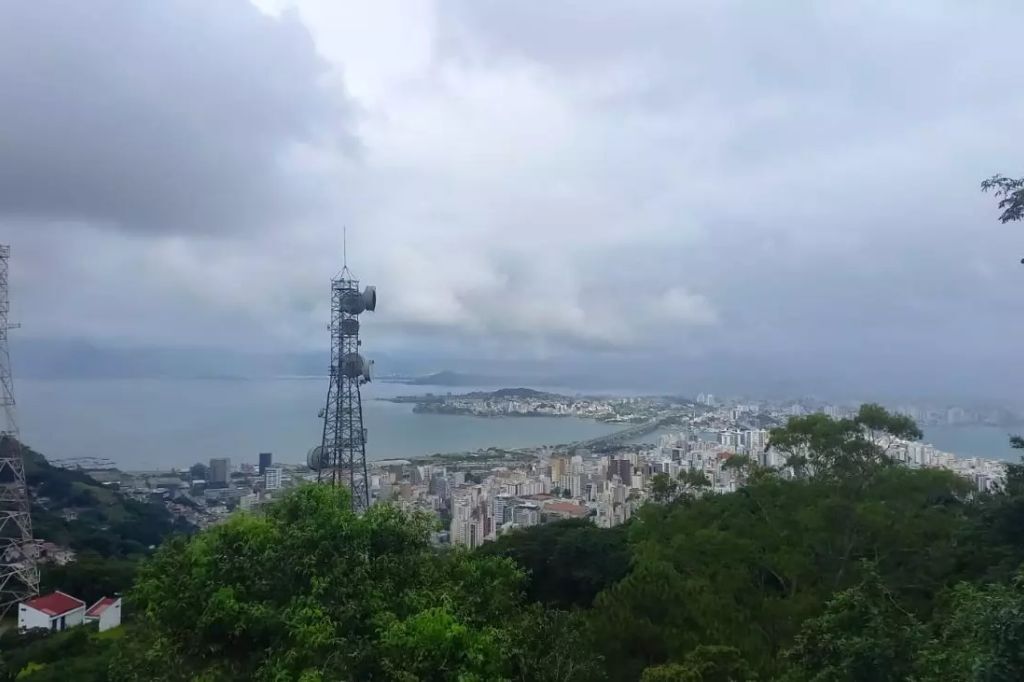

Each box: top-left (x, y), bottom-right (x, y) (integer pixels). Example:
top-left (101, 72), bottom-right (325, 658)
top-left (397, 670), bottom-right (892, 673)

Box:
top-left (0, 245), bottom-right (38, 617)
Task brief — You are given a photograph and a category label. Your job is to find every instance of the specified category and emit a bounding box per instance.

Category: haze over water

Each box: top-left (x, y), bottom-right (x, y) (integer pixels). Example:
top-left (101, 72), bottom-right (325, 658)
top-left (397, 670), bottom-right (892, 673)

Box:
top-left (15, 379), bottom-right (1020, 470)
top-left (16, 379), bottom-right (622, 470)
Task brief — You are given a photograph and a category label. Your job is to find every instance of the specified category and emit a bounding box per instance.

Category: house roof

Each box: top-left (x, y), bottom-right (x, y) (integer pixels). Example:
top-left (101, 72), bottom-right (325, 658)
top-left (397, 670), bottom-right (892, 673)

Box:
top-left (85, 597), bottom-right (119, 618)
top-left (23, 591), bottom-right (85, 616)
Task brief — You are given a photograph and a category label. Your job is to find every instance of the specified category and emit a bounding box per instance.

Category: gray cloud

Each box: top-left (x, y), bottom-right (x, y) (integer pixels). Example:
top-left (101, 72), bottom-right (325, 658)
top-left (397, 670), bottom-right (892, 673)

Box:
top-left (2, 0), bottom-right (1024, 401)
top-left (0, 1), bottom-right (351, 234)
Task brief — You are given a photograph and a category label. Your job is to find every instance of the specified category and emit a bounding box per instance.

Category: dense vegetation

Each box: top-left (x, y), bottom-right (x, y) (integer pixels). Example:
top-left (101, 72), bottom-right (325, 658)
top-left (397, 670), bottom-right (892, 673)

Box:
top-left (8, 438), bottom-right (194, 559)
top-left (1, 438), bottom-right (192, 681)
top-left (5, 407), bottom-right (1024, 680)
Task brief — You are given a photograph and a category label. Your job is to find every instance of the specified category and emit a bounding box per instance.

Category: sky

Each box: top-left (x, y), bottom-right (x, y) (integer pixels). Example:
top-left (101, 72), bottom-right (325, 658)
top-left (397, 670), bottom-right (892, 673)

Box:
top-left (2, 1), bottom-right (1023, 401)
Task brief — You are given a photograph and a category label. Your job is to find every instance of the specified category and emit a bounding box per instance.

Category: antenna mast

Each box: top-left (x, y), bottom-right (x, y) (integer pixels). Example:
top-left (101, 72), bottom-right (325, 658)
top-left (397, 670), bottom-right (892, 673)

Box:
top-left (0, 245), bottom-right (38, 616)
top-left (312, 236), bottom-right (377, 511)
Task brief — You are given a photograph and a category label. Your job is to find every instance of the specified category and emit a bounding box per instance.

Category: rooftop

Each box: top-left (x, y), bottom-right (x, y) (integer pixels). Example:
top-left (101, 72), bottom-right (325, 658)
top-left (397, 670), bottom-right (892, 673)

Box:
top-left (23, 591), bottom-right (85, 616)
top-left (543, 501), bottom-right (589, 518)
top-left (85, 597), bottom-right (119, 618)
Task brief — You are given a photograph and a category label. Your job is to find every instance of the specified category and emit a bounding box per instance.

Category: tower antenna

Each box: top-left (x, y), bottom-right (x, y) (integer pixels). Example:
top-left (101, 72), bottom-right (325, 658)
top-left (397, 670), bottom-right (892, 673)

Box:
top-left (309, 238), bottom-right (377, 511)
top-left (0, 245), bottom-right (38, 616)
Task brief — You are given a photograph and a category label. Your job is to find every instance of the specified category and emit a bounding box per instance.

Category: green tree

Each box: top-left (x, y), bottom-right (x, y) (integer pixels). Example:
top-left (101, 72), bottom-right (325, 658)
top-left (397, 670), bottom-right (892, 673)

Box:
top-left (982, 173), bottom-right (1024, 263)
top-left (677, 468), bottom-right (711, 496)
top-left (915, 572), bottom-right (1024, 681)
top-left (641, 646), bottom-right (757, 681)
top-left (981, 174), bottom-right (1024, 225)
top-left (479, 518), bottom-right (630, 608)
top-left (504, 606), bottom-right (606, 682)
top-left (651, 473), bottom-right (679, 502)
top-left (39, 552), bottom-right (136, 605)
top-left (377, 606), bottom-right (505, 681)
top-left (782, 565), bottom-right (923, 682)
top-left (0, 626), bottom-right (117, 682)
top-left (592, 408), bottom-right (975, 680)
top-left (854, 403), bottom-right (922, 452)
top-left (111, 486), bottom-right (591, 681)
top-left (722, 455), bottom-right (753, 486)
top-left (767, 404), bottom-right (919, 480)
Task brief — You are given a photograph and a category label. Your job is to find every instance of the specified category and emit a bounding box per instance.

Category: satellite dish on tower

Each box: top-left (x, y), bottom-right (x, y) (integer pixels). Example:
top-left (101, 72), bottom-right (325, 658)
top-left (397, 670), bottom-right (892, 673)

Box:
top-left (342, 353), bottom-right (371, 381)
top-left (340, 286), bottom-right (377, 315)
top-left (307, 446), bottom-right (327, 471)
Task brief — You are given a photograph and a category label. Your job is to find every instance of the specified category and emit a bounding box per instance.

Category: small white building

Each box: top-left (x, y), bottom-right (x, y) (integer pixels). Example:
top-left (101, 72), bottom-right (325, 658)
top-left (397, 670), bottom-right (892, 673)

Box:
top-left (18, 591), bottom-right (86, 632)
top-left (84, 597), bottom-right (122, 632)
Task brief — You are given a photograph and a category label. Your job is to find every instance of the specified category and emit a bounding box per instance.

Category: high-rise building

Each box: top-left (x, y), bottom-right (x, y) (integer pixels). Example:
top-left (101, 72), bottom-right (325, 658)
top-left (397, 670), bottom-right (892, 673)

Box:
top-left (512, 503), bottom-right (540, 527)
top-left (550, 455), bottom-right (568, 480)
top-left (569, 454), bottom-right (584, 474)
top-left (264, 467), bottom-right (283, 491)
top-left (492, 494), bottom-right (514, 525)
top-left (607, 459), bottom-right (632, 486)
top-left (258, 452), bottom-right (273, 476)
top-left (209, 458), bottom-right (230, 486)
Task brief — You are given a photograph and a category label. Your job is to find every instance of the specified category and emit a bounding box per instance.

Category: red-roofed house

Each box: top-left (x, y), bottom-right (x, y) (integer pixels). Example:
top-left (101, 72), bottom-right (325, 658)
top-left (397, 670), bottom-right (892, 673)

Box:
top-left (18, 591), bottom-right (86, 632)
top-left (85, 596), bottom-right (122, 632)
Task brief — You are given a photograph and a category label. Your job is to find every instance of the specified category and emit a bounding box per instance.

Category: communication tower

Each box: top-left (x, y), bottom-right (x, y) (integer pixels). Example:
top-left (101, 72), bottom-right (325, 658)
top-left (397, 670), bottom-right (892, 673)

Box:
top-left (0, 245), bottom-right (38, 616)
top-left (312, 259), bottom-right (376, 511)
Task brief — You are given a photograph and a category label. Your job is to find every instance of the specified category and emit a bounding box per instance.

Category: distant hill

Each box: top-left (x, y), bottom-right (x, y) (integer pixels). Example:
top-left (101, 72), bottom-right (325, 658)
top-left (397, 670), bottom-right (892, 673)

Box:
top-left (3, 436), bottom-right (193, 558)
top-left (395, 370), bottom-right (506, 387)
top-left (486, 387), bottom-right (556, 399)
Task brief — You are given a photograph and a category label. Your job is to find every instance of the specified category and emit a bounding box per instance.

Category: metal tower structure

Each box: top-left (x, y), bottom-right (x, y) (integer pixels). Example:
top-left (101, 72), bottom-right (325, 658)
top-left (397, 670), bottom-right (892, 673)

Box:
top-left (0, 245), bottom-right (38, 617)
top-left (315, 264), bottom-right (376, 511)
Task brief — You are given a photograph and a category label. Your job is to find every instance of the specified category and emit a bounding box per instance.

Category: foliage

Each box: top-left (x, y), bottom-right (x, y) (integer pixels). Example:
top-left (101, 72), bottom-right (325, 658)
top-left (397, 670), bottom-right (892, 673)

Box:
top-left (677, 468), bottom-right (711, 494)
top-left (39, 552), bottom-right (137, 605)
top-left (587, 406), bottom-right (981, 680)
top-left (782, 565), bottom-right (923, 682)
top-left (915, 571), bottom-right (1024, 681)
top-left (981, 174), bottom-right (1024, 224)
top-left (22, 406), bottom-right (1024, 681)
top-left (650, 473), bottom-right (679, 502)
top-left (641, 646), bottom-right (757, 681)
top-left (0, 626), bottom-right (117, 682)
top-left (767, 404), bottom-right (920, 480)
top-left (589, 464), bottom-right (973, 680)
top-left (112, 485), bottom-right (596, 681)
top-left (479, 518), bottom-right (631, 608)
top-left (7, 438), bottom-right (193, 558)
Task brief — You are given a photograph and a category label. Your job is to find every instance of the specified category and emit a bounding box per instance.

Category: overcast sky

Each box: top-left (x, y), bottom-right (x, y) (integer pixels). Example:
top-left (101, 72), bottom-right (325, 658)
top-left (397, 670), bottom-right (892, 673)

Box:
top-left (2, 1), bottom-right (1023, 399)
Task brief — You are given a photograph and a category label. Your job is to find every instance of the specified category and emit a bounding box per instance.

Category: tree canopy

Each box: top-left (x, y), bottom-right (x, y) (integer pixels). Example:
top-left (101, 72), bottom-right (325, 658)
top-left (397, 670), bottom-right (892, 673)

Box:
top-left (108, 485), bottom-right (600, 681)
top-left (982, 174), bottom-right (1024, 224)
top-left (8, 406), bottom-right (1024, 682)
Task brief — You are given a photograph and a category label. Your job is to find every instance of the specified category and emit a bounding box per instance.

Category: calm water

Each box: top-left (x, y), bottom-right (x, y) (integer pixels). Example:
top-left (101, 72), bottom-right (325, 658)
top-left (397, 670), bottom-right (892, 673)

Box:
top-left (921, 425), bottom-right (1021, 462)
top-left (14, 379), bottom-right (622, 470)
top-left (13, 379), bottom-right (1021, 469)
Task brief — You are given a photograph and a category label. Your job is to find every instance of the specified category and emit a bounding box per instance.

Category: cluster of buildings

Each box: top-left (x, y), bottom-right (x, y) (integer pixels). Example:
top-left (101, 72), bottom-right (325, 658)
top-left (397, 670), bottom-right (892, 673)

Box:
top-left (62, 393), bottom-right (1017, 553)
top-left (404, 390), bottom-right (663, 423)
top-left (769, 401), bottom-right (1021, 428)
top-left (79, 451), bottom-right (306, 528)
top-left (366, 395), bottom-right (1012, 549)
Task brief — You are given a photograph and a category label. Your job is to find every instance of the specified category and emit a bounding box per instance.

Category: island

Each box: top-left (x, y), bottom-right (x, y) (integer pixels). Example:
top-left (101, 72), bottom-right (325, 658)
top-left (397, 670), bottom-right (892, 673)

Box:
top-left (383, 387), bottom-right (673, 423)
